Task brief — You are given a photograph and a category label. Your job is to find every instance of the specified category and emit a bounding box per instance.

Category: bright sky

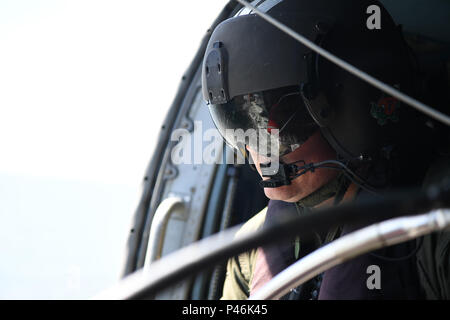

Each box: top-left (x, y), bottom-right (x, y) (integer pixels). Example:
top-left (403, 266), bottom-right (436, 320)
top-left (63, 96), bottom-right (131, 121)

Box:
top-left (0, 0), bottom-right (229, 299)
top-left (0, 0), bottom-right (228, 186)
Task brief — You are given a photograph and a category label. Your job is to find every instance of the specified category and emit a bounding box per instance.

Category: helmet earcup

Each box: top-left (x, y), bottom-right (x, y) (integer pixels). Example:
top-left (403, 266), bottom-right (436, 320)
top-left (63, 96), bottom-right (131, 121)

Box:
top-left (316, 40), bottom-right (415, 159)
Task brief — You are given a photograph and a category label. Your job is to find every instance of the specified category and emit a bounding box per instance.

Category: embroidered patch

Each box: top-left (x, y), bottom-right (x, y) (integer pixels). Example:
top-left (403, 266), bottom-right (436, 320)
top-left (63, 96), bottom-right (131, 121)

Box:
top-left (370, 95), bottom-right (400, 126)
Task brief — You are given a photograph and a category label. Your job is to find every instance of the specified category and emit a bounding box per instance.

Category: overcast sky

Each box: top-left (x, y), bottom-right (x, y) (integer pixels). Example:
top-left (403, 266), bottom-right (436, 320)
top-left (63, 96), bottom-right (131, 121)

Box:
top-left (0, 0), bottom-right (228, 299)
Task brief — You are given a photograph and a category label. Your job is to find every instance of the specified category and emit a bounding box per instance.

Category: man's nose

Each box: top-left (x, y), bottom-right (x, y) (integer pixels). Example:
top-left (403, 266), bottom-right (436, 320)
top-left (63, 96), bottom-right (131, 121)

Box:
top-left (246, 145), bottom-right (272, 164)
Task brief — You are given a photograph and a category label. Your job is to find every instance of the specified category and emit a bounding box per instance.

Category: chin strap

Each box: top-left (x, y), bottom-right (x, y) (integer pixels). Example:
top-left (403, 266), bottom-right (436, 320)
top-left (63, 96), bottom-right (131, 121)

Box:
top-left (296, 173), bottom-right (350, 208)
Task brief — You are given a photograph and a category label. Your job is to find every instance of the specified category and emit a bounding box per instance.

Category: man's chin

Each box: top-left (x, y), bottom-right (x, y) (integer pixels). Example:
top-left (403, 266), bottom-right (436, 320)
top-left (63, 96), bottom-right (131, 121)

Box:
top-left (263, 185), bottom-right (302, 203)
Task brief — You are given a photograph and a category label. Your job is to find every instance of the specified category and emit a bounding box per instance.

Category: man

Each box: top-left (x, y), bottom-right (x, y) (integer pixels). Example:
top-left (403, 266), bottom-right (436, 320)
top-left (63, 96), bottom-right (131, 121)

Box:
top-left (202, 0), bottom-right (449, 299)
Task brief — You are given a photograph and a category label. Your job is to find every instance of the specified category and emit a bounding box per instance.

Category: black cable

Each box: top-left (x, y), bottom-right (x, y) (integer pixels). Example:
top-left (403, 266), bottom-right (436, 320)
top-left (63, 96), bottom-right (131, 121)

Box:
top-left (316, 165), bottom-right (380, 196)
top-left (315, 160), bottom-right (373, 186)
top-left (287, 159), bottom-right (380, 195)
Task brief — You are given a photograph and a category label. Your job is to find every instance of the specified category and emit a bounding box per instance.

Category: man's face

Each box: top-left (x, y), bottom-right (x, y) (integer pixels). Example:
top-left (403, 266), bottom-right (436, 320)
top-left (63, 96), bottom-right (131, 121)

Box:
top-left (247, 130), bottom-right (338, 202)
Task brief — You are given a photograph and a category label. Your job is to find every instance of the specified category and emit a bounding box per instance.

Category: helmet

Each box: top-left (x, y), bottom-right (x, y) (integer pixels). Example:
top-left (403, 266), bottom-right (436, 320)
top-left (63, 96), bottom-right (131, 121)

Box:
top-left (202, 0), bottom-right (414, 161)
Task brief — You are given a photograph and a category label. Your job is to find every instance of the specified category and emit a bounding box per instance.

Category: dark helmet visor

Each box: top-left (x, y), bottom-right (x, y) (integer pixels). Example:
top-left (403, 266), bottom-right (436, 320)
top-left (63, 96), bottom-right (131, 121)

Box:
top-left (207, 86), bottom-right (317, 158)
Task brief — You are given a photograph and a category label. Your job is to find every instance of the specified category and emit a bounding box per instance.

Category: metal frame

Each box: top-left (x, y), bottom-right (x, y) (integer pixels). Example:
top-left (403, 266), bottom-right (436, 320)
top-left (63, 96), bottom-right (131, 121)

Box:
top-left (94, 186), bottom-right (450, 299)
top-left (144, 196), bottom-right (187, 265)
top-left (250, 209), bottom-right (450, 300)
